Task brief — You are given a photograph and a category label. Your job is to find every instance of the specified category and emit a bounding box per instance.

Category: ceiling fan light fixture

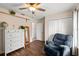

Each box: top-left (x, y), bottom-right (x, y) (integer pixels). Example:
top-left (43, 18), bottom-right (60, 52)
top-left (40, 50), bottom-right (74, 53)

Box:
top-left (29, 7), bottom-right (36, 11)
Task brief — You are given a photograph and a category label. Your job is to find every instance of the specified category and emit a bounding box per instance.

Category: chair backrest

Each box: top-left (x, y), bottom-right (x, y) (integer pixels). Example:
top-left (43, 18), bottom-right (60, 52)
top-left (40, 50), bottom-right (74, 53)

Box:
top-left (53, 33), bottom-right (72, 47)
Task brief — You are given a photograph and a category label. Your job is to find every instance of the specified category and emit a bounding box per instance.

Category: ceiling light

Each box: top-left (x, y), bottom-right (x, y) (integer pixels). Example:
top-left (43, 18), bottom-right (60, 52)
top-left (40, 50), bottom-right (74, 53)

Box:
top-left (29, 7), bottom-right (36, 11)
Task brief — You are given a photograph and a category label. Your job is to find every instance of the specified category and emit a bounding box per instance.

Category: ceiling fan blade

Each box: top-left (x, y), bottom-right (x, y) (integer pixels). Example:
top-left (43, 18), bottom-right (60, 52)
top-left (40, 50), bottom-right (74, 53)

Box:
top-left (19, 8), bottom-right (28, 10)
top-left (37, 8), bottom-right (45, 11)
top-left (25, 3), bottom-right (32, 7)
top-left (34, 3), bottom-right (40, 6)
top-left (33, 3), bottom-right (40, 7)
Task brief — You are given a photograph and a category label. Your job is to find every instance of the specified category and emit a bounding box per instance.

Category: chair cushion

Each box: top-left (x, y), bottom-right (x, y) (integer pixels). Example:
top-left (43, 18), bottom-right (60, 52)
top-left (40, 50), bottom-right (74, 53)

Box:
top-left (54, 38), bottom-right (65, 46)
top-left (53, 33), bottom-right (67, 46)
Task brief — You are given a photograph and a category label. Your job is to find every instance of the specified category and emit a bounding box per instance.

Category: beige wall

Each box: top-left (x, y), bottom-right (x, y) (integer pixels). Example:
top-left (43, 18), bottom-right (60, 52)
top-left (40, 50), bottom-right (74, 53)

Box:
top-left (0, 7), bottom-right (27, 28)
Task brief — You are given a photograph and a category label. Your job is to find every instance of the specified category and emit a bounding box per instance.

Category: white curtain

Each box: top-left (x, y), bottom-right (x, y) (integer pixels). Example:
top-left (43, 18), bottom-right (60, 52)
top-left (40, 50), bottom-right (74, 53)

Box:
top-left (48, 17), bottom-right (73, 37)
top-left (73, 9), bottom-right (78, 55)
top-left (78, 10), bottom-right (79, 55)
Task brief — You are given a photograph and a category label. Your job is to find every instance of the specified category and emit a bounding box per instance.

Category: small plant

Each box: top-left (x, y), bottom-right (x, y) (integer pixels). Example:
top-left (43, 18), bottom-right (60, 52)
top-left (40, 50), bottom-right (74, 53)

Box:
top-left (0, 22), bottom-right (8, 28)
top-left (19, 26), bottom-right (25, 29)
top-left (10, 10), bottom-right (16, 15)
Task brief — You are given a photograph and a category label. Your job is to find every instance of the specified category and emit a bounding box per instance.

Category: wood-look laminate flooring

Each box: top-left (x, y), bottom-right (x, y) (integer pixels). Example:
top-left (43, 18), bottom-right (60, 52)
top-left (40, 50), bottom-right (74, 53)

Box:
top-left (7, 40), bottom-right (45, 56)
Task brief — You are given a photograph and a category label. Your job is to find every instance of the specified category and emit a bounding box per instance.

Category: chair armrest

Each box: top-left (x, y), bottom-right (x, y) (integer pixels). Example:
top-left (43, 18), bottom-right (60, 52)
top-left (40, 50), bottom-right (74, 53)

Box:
top-left (60, 45), bottom-right (70, 56)
top-left (60, 45), bottom-right (68, 47)
top-left (44, 45), bottom-right (60, 56)
top-left (50, 48), bottom-right (60, 56)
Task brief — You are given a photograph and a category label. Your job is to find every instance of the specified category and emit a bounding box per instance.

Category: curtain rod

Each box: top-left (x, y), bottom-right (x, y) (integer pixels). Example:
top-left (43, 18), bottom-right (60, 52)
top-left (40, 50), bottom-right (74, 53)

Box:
top-left (0, 11), bottom-right (28, 20)
top-left (49, 16), bottom-right (72, 21)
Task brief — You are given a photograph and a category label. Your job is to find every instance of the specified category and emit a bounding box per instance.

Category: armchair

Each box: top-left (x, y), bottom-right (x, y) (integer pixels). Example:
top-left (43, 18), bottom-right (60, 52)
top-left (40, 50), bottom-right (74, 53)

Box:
top-left (44, 33), bottom-right (72, 56)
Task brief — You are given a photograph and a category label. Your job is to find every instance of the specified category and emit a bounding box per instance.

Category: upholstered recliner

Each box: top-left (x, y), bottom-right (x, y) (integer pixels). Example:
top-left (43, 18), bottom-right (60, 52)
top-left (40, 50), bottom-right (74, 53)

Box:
top-left (44, 33), bottom-right (72, 56)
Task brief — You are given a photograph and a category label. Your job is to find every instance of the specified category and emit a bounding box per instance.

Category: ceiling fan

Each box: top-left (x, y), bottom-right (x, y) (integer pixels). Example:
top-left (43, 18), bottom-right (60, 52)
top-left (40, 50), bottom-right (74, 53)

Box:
top-left (19, 3), bottom-right (45, 14)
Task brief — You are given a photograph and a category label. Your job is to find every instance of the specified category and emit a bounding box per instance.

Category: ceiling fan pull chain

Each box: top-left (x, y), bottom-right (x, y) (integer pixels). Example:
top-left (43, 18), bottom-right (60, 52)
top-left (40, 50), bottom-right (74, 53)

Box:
top-left (32, 11), bottom-right (35, 14)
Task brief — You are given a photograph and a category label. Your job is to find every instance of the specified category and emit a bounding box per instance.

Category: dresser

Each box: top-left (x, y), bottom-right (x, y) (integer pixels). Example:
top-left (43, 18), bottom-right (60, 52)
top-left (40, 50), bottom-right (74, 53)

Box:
top-left (5, 28), bottom-right (24, 54)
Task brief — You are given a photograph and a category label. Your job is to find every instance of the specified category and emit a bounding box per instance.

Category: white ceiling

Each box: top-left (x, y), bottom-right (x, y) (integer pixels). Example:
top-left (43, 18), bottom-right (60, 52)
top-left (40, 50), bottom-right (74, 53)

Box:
top-left (0, 3), bottom-right (77, 20)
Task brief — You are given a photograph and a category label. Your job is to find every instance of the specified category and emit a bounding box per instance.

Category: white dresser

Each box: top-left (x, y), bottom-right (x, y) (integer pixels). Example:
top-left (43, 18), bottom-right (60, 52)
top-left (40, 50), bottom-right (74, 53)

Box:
top-left (5, 28), bottom-right (24, 54)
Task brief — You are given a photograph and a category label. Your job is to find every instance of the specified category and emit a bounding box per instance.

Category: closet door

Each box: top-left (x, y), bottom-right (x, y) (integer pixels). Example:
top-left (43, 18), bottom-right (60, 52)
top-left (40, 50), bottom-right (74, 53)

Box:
top-left (36, 23), bottom-right (43, 41)
top-left (32, 23), bottom-right (36, 41)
